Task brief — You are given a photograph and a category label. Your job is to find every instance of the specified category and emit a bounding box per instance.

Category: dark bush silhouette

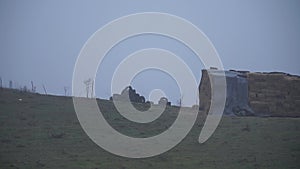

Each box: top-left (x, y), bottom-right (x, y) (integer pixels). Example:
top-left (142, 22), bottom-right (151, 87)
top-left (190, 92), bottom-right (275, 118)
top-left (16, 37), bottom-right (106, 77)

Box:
top-left (111, 86), bottom-right (146, 103)
top-left (159, 97), bottom-right (171, 106)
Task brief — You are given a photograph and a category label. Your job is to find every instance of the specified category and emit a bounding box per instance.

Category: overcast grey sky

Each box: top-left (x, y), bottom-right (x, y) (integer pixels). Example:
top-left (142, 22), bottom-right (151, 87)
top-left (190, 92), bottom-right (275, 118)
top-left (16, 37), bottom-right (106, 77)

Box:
top-left (0, 0), bottom-right (300, 104)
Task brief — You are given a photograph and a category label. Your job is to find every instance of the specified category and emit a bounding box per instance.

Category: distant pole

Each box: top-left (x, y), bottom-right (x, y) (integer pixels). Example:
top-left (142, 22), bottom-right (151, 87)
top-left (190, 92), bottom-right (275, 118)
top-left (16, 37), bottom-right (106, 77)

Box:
top-left (91, 79), bottom-right (94, 98)
top-left (64, 86), bottom-right (68, 96)
top-left (0, 77), bottom-right (2, 88)
top-left (9, 80), bottom-right (13, 88)
top-left (42, 84), bottom-right (48, 95)
top-left (31, 81), bottom-right (35, 93)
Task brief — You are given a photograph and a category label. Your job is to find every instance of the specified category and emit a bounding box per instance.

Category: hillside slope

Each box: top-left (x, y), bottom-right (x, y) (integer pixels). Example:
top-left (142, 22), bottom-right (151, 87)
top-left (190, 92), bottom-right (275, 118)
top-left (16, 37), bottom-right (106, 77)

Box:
top-left (0, 88), bottom-right (299, 169)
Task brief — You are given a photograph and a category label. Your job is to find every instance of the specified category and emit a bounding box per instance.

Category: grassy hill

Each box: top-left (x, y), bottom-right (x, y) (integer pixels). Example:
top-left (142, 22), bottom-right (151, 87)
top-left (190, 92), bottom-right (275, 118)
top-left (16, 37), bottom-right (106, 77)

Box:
top-left (0, 88), bottom-right (299, 169)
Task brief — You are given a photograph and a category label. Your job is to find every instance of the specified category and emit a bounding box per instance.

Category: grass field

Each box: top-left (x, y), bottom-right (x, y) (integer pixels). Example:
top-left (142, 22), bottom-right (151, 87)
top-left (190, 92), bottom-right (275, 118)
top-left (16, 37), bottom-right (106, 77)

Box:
top-left (0, 88), bottom-right (299, 169)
